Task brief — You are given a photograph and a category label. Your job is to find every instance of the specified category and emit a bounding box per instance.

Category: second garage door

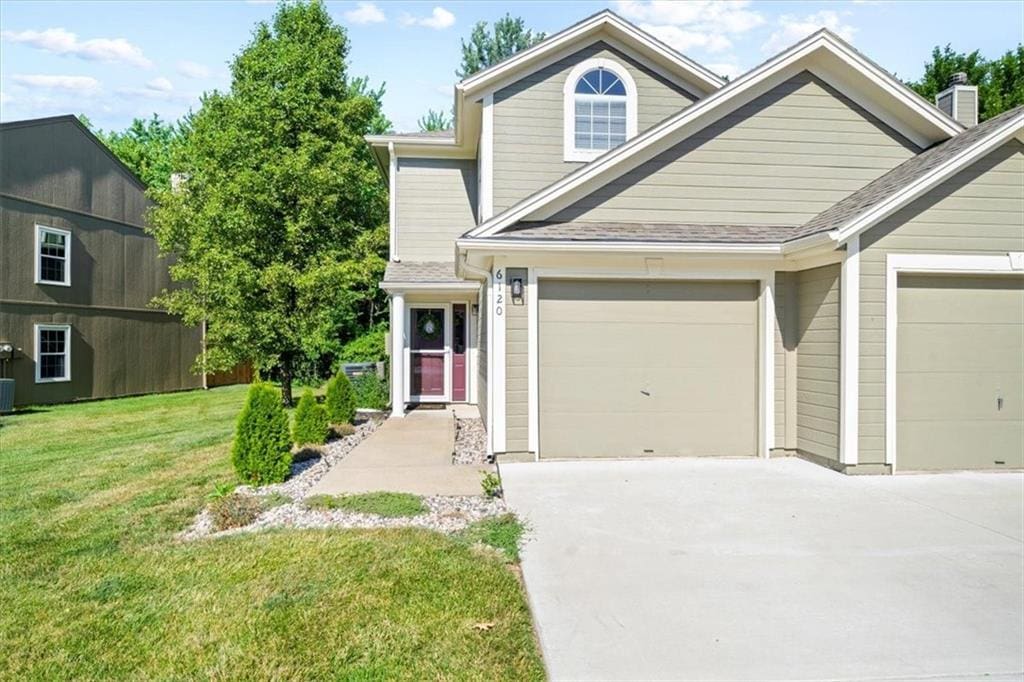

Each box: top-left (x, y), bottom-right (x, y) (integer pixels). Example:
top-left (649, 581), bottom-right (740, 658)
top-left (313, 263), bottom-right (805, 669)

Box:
top-left (539, 279), bottom-right (759, 459)
top-left (896, 274), bottom-right (1024, 471)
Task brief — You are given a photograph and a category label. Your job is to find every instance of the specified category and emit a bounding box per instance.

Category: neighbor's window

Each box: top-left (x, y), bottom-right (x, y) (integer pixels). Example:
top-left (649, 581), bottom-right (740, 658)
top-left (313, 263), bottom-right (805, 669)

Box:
top-left (35, 324), bottom-right (71, 383)
top-left (574, 68), bottom-right (628, 151)
top-left (36, 225), bottom-right (71, 286)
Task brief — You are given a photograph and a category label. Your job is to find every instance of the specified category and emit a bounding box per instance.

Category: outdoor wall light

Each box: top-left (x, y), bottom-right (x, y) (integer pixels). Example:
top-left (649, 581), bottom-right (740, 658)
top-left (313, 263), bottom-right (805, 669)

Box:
top-left (510, 277), bottom-right (524, 303)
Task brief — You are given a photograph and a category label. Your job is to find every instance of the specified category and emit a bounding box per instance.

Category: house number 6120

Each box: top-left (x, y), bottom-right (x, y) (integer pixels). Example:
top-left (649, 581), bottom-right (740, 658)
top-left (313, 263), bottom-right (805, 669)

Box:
top-left (494, 269), bottom-right (504, 316)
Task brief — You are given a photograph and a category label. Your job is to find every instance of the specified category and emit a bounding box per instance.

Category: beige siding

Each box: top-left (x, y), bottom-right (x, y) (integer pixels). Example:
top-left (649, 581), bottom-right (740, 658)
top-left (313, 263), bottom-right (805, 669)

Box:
top-left (395, 157), bottom-right (477, 262)
top-left (857, 139), bottom-right (1024, 465)
top-left (493, 41), bottom-right (696, 213)
top-left (956, 89), bottom-right (978, 127)
top-left (796, 264), bottom-right (841, 461)
top-left (937, 91), bottom-right (953, 119)
top-left (549, 71), bottom-right (920, 226)
top-left (504, 267), bottom-right (529, 452)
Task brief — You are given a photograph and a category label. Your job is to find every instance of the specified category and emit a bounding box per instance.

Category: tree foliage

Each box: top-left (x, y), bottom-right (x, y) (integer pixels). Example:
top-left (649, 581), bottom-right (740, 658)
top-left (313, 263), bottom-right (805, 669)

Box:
top-left (85, 114), bottom-right (185, 190)
top-left (231, 382), bottom-right (292, 485)
top-left (147, 0), bottom-right (388, 405)
top-left (907, 44), bottom-right (1024, 121)
top-left (418, 108), bottom-right (453, 132)
top-left (457, 14), bottom-right (546, 78)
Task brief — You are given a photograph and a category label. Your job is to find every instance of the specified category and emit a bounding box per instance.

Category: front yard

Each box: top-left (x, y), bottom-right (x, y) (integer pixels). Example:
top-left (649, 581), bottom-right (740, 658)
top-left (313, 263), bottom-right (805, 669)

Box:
top-left (0, 386), bottom-right (543, 679)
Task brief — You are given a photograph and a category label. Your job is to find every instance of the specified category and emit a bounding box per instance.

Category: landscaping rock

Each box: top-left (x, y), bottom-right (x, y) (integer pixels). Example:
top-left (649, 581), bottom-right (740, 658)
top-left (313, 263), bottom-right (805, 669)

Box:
top-left (453, 417), bottom-right (487, 465)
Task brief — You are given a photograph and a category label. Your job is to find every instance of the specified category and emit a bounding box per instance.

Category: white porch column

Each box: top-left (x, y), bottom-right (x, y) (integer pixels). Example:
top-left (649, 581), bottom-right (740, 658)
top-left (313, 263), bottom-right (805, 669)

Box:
top-left (840, 234), bottom-right (860, 465)
top-left (390, 291), bottom-right (406, 418)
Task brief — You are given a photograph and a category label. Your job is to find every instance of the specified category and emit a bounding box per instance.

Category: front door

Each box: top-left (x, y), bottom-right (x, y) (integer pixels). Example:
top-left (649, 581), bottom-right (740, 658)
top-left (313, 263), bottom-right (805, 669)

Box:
top-left (410, 307), bottom-right (446, 399)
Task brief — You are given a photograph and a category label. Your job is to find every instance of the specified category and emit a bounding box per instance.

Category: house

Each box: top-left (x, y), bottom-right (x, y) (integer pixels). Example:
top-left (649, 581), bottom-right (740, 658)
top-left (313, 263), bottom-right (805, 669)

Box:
top-left (366, 11), bottom-right (1024, 473)
top-left (0, 115), bottom-right (204, 406)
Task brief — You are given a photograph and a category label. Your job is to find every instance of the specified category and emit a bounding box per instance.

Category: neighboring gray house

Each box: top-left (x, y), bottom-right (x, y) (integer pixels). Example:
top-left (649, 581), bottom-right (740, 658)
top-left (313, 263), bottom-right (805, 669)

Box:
top-left (0, 115), bottom-right (203, 406)
top-left (367, 11), bottom-right (1023, 473)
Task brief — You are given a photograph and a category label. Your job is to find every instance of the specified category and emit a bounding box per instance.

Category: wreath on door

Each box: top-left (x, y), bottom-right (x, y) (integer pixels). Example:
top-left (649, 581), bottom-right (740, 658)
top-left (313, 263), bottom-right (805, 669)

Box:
top-left (417, 311), bottom-right (442, 341)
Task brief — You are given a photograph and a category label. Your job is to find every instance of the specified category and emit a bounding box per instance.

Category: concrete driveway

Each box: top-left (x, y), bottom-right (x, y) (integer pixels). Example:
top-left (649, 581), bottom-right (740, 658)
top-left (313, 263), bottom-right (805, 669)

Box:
top-left (500, 457), bottom-right (1024, 681)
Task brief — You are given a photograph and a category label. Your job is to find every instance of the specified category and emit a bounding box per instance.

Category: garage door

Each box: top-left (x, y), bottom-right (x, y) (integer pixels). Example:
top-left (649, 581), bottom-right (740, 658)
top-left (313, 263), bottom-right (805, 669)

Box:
top-left (539, 279), bottom-right (758, 459)
top-left (897, 274), bottom-right (1024, 471)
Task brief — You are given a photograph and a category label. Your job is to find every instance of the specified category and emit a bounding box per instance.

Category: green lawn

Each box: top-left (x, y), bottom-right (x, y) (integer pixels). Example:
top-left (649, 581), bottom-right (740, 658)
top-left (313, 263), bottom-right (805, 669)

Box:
top-left (0, 387), bottom-right (544, 680)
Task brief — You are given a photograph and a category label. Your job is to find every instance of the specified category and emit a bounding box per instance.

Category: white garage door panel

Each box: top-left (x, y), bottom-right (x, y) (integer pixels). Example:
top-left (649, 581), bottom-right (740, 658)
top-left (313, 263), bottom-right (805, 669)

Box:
top-left (897, 274), bottom-right (1024, 471)
top-left (539, 279), bottom-right (758, 459)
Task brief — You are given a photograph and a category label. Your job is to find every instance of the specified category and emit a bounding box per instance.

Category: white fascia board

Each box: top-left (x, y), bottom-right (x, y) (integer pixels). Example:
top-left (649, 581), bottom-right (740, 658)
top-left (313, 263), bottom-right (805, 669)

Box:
top-left (457, 11), bottom-right (723, 98)
top-left (379, 282), bottom-right (480, 292)
top-left (466, 30), bottom-right (964, 241)
top-left (456, 238), bottom-right (782, 255)
top-left (834, 113), bottom-right (1024, 244)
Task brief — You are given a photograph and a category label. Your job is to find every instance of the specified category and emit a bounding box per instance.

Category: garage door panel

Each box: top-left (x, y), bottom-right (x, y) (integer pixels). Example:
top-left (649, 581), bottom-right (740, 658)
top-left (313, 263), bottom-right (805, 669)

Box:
top-left (897, 274), bottom-right (1024, 471)
top-left (539, 279), bottom-right (758, 459)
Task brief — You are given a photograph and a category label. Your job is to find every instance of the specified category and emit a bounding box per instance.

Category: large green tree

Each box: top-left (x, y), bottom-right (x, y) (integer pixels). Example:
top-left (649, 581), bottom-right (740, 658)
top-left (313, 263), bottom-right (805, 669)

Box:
top-left (149, 0), bottom-right (387, 405)
top-left (457, 14), bottom-right (546, 79)
top-left (82, 114), bottom-right (185, 190)
top-left (908, 44), bottom-right (1024, 121)
top-left (418, 108), bottom-right (452, 131)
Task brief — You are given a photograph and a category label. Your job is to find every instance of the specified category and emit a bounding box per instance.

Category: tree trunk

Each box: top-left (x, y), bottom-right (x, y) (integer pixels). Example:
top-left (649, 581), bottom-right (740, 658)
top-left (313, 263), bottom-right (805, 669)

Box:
top-left (280, 353), bottom-right (295, 407)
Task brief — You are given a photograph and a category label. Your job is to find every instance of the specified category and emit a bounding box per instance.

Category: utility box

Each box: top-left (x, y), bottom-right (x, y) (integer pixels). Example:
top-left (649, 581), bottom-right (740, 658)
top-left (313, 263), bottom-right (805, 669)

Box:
top-left (0, 379), bottom-right (14, 414)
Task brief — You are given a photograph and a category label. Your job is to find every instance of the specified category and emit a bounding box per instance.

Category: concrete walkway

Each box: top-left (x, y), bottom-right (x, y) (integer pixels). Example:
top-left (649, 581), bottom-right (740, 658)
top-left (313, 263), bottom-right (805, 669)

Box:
top-left (309, 407), bottom-right (492, 497)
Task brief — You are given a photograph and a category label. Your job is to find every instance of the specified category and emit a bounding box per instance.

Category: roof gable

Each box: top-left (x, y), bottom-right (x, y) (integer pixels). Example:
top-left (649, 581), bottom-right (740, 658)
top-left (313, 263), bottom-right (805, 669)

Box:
top-left (465, 28), bottom-right (963, 240)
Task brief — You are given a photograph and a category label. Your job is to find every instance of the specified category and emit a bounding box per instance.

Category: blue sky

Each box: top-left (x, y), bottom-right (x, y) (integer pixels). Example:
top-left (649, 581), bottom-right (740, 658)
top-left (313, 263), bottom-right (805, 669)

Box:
top-left (1, 1), bottom-right (1021, 133)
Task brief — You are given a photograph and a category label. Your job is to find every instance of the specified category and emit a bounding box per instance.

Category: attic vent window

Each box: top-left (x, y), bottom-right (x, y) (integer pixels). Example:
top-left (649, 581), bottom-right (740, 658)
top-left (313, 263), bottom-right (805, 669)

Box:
top-left (563, 58), bottom-right (638, 162)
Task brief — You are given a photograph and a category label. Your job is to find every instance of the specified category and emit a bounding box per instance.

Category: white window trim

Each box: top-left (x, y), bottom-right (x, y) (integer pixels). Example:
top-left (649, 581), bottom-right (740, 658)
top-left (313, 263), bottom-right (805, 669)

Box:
top-left (527, 268), bottom-right (774, 460)
top-left (884, 252), bottom-right (1024, 471)
top-left (563, 58), bottom-right (638, 162)
top-left (34, 225), bottom-right (72, 287)
top-left (34, 323), bottom-right (71, 383)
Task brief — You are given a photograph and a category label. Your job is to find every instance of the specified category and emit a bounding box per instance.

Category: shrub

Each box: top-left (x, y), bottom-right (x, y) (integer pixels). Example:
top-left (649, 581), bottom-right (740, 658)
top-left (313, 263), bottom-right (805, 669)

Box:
top-left (209, 493), bottom-right (263, 531)
top-left (480, 470), bottom-right (502, 498)
top-left (324, 371), bottom-right (356, 424)
top-left (339, 325), bottom-right (387, 363)
top-left (331, 422), bottom-right (356, 439)
top-left (352, 372), bottom-right (389, 411)
top-left (305, 492), bottom-right (426, 517)
top-left (206, 481), bottom-right (236, 502)
top-left (292, 388), bottom-right (329, 446)
top-left (231, 382), bottom-right (292, 485)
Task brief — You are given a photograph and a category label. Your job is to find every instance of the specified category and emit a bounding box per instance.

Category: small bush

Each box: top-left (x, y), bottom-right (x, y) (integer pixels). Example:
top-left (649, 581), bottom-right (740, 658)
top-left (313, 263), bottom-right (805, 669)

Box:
top-left (331, 422), bottom-right (356, 439)
top-left (209, 493), bottom-right (263, 531)
top-left (292, 388), bottom-right (329, 446)
top-left (352, 372), bottom-right (389, 411)
top-left (480, 470), bottom-right (502, 498)
top-left (305, 492), bottom-right (426, 517)
top-left (206, 481), bottom-right (236, 502)
top-left (324, 371), bottom-right (356, 424)
top-left (458, 514), bottom-right (526, 563)
top-left (231, 382), bottom-right (292, 486)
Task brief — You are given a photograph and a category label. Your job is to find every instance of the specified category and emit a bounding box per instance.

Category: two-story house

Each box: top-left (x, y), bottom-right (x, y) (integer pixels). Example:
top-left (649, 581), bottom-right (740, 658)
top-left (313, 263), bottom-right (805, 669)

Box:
top-left (0, 115), bottom-right (205, 406)
top-left (367, 11), bottom-right (1023, 473)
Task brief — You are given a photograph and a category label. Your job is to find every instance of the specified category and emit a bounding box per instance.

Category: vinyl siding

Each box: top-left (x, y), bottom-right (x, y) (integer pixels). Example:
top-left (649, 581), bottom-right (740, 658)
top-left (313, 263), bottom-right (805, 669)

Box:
top-left (796, 264), bottom-right (841, 461)
top-left (394, 157), bottom-right (477, 262)
top-left (857, 139), bottom-right (1024, 465)
top-left (937, 91), bottom-right (953, 119)
top-left (504, 267), bottom-right (529, 452)
top-left (493, 41), bottom-right (696, 214)
top-left (549, 71), bottom-right (920, 226)
top-left (956, 89), bottom-right (978, 127)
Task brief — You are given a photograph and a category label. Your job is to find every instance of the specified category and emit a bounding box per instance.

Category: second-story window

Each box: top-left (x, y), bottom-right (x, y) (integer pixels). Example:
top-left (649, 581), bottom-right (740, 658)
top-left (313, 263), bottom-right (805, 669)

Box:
top-left (574, 68), bottom-right (627, 151)
top-left (563, 58), bottom-right (638, 162)
top-left (36, 225), bottom-right (71, 286)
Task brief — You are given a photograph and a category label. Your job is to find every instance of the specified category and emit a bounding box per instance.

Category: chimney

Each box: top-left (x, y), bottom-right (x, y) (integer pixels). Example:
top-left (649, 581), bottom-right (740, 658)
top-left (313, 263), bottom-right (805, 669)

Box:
top-left (935, 72), bottom-right (978, 128)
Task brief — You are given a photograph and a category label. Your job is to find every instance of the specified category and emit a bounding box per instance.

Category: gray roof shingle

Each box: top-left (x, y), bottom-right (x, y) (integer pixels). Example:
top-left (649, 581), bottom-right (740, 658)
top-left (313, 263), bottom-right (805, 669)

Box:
top-left (383, 261), bottom-right (461, 283)
top-left (491, 221), bottom-right (796, 244)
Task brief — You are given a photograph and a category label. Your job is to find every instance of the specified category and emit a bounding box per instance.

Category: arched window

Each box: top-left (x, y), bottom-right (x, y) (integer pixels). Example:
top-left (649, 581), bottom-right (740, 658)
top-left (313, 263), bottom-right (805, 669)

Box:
top-left (563, 59), bottom-right (638, 161)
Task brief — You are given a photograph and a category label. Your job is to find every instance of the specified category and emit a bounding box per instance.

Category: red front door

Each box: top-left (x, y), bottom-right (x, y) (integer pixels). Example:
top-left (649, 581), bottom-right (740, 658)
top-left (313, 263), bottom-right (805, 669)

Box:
top-left (410, 308), bottom-right (445, 397)
top-left (452, 304), bottom-right (467, 402)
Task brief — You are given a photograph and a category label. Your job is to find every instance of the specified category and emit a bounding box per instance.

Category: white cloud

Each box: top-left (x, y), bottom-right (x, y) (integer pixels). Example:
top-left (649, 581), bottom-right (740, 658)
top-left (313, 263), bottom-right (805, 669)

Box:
top-left (146, 77), bottom-right (174, 92)
top-left (176, 60), bottom-right (210, 79)
top-left (11, 74), bottom-right (101, 92)
top-left (615, 1), bottom-right (764, 53)
top-left (762, 11), bottom-right (857, 54)
top-left (400, 6), bottom-right (455, 30)
top-left (705, 61), bottom-right (744, 80)
top-left (344, 2), bottom-right (386, 24)
top-left (1, 27), bottom-right (151, 68)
